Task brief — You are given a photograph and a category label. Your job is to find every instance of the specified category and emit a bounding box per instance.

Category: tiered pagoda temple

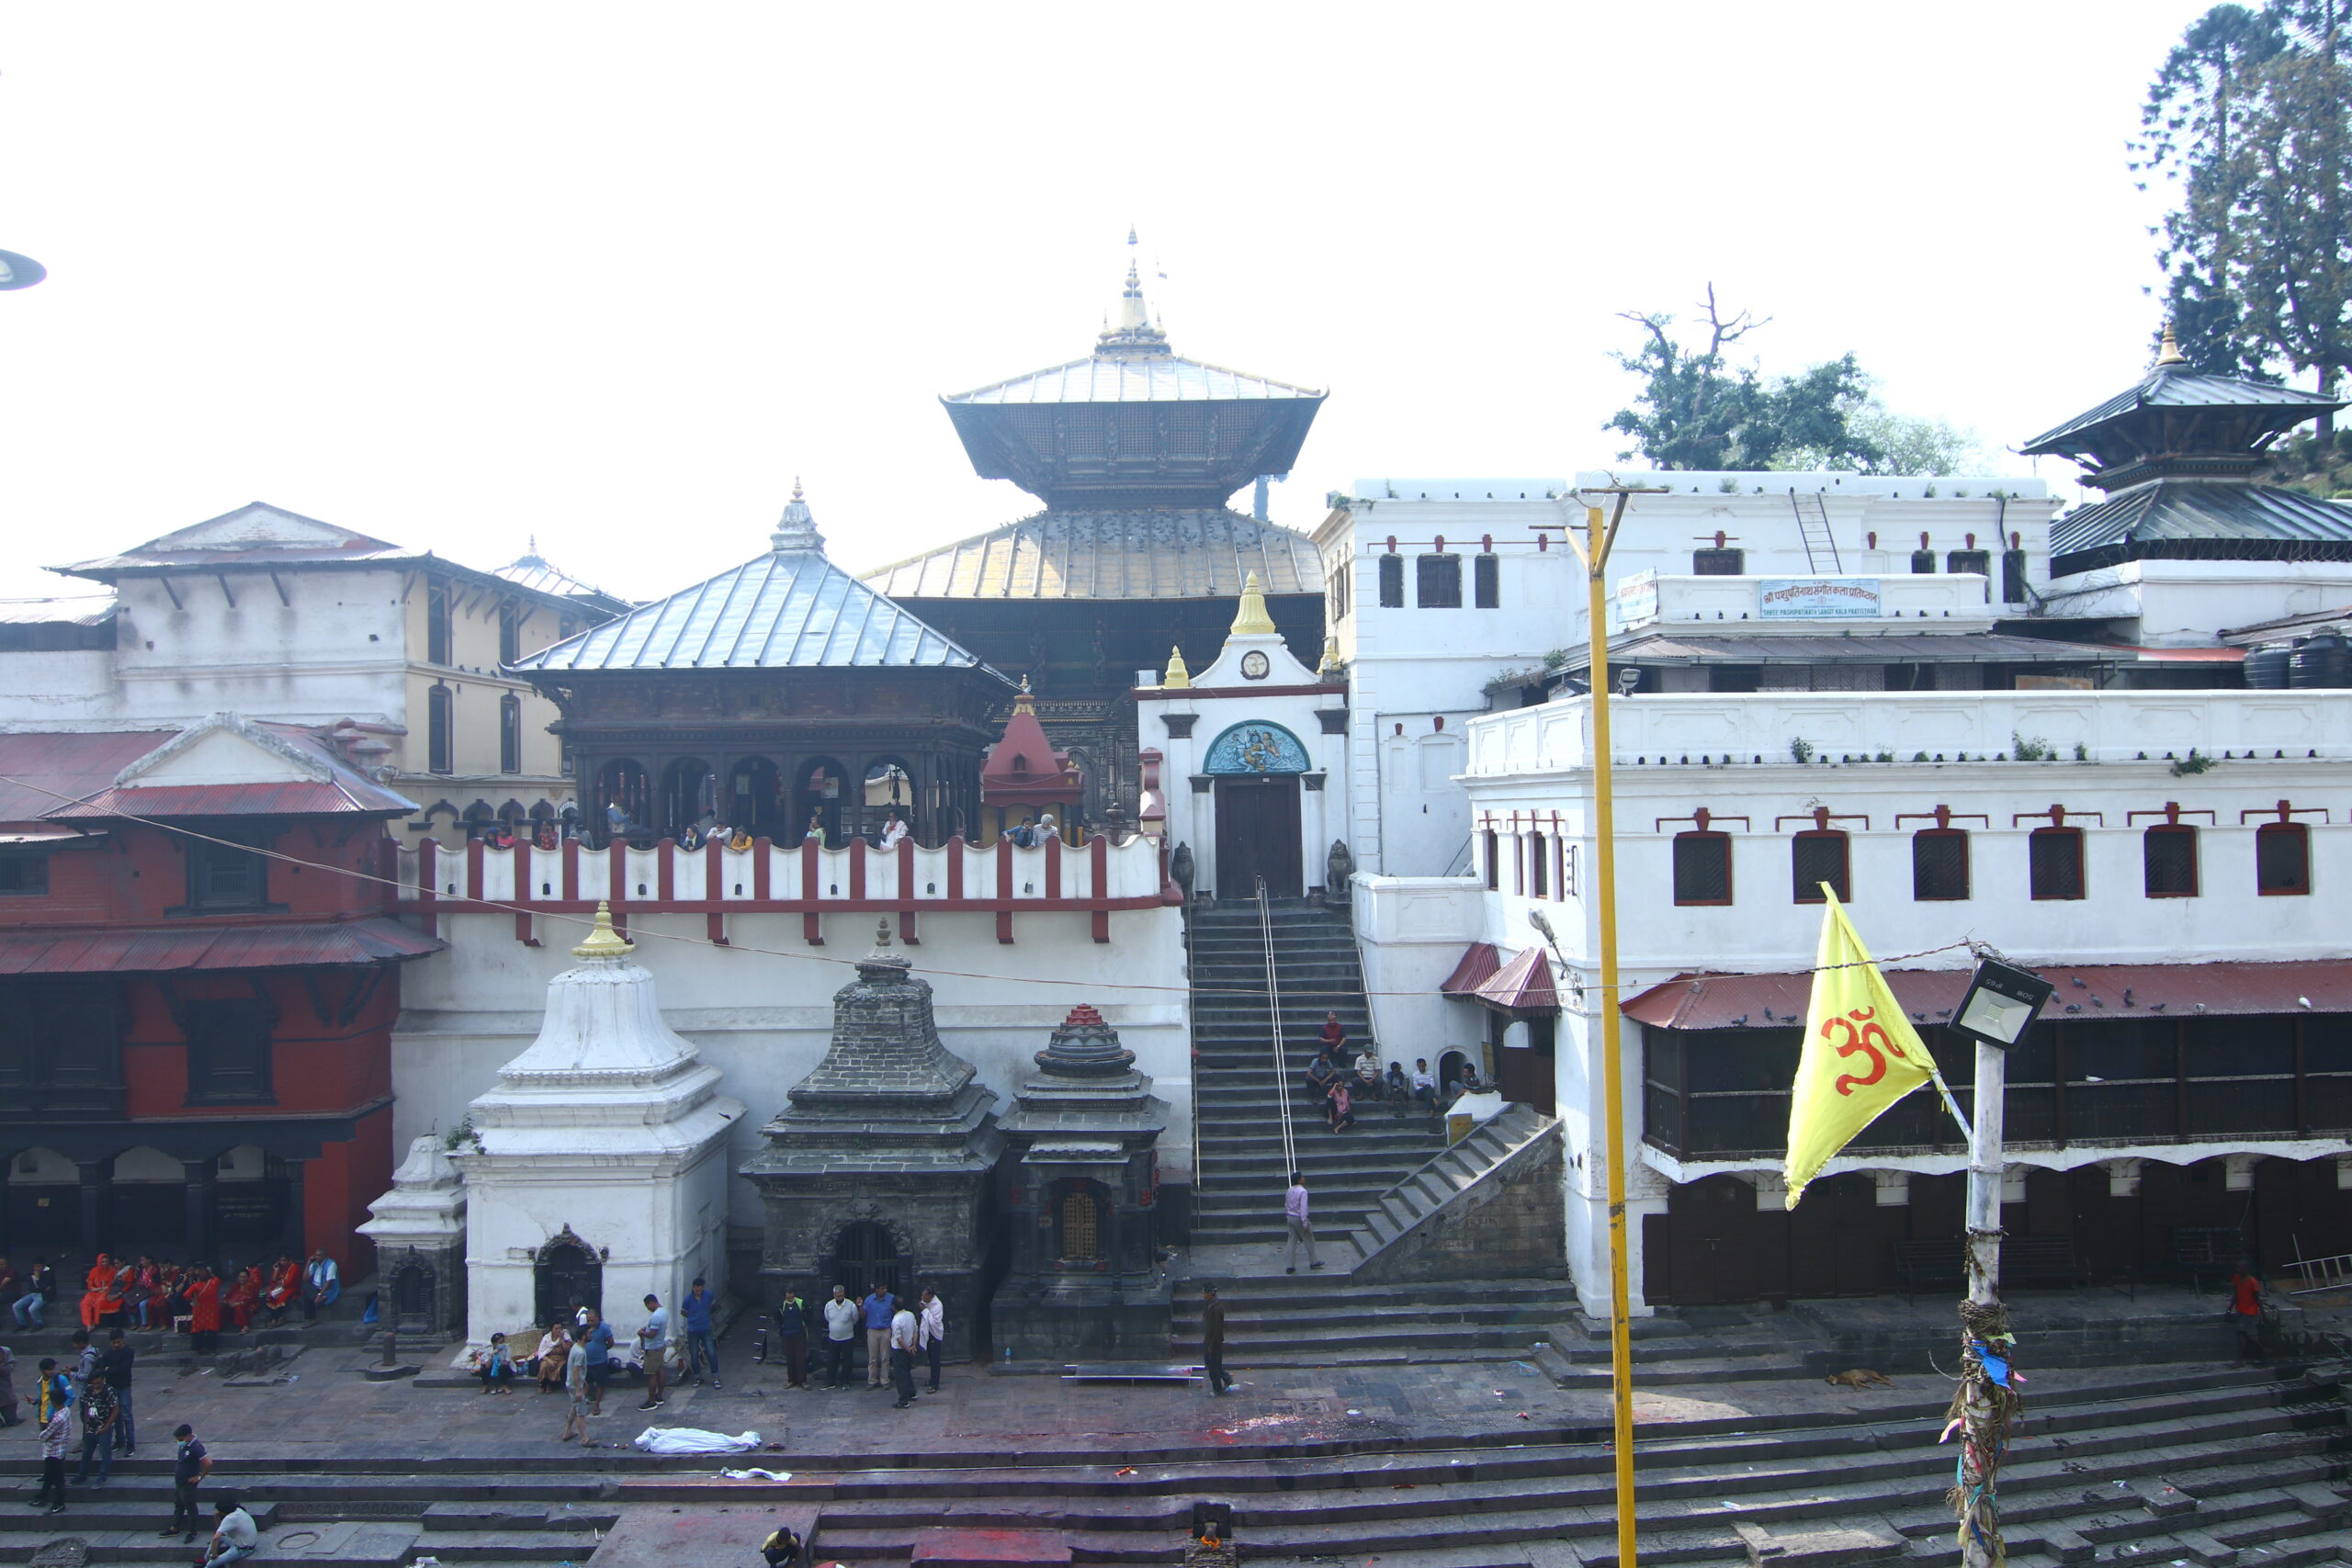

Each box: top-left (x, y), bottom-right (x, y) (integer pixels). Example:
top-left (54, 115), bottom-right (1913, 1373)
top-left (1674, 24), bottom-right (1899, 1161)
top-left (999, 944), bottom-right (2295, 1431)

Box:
top-left (864, 236), bottom-right (1330, 826)
top-left (2027, 326), bottom-right (2352, 579)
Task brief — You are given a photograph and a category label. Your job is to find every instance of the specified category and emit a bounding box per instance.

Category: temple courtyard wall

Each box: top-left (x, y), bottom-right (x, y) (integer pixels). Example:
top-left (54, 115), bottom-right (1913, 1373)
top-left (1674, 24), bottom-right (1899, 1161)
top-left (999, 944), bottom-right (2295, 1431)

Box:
top-left (389, 905), bottom-right (1192, 1239)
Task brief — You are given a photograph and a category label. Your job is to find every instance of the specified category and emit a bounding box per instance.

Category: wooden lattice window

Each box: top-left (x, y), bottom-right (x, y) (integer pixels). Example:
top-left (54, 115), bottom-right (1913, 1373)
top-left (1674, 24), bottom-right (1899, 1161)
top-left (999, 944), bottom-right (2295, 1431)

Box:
top-left (1672, 831), bottom-right (1732, 906)
top-left (2257, 822), bottom-right (2311, 897)
top-left (2144, 825), bottom-right (2199, 898)
top-left (1060, 1190), bottom-right (1100, 1260)
top-left (2030, 828), bottom-right (2085, 900)
top-left (1912, 829), bottom-right (1970, 901)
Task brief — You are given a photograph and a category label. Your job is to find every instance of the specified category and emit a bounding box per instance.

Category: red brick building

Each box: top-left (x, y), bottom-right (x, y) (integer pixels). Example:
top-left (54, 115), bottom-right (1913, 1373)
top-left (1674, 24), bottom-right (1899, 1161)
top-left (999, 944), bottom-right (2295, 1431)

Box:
top-left (0, 715), bottom-right (437, 1277)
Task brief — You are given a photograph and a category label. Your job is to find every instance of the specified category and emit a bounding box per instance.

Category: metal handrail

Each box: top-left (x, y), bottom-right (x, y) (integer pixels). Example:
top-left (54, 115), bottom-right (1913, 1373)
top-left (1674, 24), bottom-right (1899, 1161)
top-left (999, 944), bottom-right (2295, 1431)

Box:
top-left (1257, 876), bottom-right (1299, 1179)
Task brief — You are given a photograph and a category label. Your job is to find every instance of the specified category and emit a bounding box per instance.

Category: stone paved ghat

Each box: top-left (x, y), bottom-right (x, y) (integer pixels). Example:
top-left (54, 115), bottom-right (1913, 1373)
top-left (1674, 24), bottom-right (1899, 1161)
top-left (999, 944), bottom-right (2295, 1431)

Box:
top-left (5, 1352), bottom-right (2349, 1568)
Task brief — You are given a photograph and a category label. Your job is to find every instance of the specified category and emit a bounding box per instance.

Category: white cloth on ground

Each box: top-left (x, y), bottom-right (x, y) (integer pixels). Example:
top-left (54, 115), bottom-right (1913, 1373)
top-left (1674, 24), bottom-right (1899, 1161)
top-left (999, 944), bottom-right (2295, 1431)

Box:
top-left (632, 1427), bottom-right (762, 1454)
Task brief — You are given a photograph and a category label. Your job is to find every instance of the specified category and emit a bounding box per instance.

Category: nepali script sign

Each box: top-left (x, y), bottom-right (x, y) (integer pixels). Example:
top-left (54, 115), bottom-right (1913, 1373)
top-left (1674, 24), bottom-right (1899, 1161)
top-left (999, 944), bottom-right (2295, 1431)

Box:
top-left (1758, 578), bottom-right (1882, 620)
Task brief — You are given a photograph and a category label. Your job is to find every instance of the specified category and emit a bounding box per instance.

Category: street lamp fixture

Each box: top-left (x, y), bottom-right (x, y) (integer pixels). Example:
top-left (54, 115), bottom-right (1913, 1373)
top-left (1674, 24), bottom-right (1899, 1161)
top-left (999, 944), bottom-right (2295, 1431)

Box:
top-left (1949, 958), bottom-right (2054, 1051)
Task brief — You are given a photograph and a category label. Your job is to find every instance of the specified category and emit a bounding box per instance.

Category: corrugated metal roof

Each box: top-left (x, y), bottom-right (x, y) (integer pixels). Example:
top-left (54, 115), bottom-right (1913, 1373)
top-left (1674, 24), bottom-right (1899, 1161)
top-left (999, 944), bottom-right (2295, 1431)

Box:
top-left (862, 508), bottom-right (1320, 602)
top-left (2049, 481), bottom-right (2352, 558)
top-left (1625, 959), bottom-right (2352, 1032)
top-left (513, 546), bottom-right (989, 672)
top-left (2024, 367), bottom-right (2345, 455)
top-left (0, 596), bottom-right (116, 628)
top-left (1599, 629), bottom-right (2122, 666)
top-left (2220, 604), bottom-right (2352, 645)
top-left (51, 779), bottom-right (405, 818)
top-left (945, 354), bottom-right (1323, 407)
top-left (1441, 942), bottom-right (1501, 997)
top-left (493, 551), bottom-right (629, 614)
top-left (0, 916), bottom-right (443, 976)
top-left (0, 730), bottom-right (180, 822)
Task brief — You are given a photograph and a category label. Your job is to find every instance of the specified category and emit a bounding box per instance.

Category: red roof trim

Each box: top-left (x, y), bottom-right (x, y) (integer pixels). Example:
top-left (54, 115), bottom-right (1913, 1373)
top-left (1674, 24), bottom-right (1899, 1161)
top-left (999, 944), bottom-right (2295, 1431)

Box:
top-left (1440, 942), bottom-right (1500, 997)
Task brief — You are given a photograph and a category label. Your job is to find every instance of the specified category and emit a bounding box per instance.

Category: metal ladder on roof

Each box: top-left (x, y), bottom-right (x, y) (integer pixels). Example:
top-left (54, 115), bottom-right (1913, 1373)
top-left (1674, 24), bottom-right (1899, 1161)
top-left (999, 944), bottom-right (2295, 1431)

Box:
top-left (1791, 490), bottom-right (1842, 573)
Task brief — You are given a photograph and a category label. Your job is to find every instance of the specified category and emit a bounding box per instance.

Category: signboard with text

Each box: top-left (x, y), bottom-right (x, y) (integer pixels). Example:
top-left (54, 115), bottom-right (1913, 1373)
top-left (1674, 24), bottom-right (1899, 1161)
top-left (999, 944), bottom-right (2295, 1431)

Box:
top-left (1758, 578), bottom-right (1882, 619)
top-left (1613, 570), bottom-right (1659, 630)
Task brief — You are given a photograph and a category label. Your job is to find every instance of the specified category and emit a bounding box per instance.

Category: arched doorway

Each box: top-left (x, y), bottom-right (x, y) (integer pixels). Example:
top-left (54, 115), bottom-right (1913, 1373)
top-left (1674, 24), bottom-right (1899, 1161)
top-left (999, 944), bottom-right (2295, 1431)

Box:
top-left (660, 758), bottom-right (716, 839)
top-left (595, 760), bottom-right (650, 844)
top-left (827, 1219), bottom-right (905, 1303)
top-left (1204, 721), bottom-right (1309, 899)
top-left (861, 758), bottom-right (915, 843)
top-left (534, 1230), bottom-right (602, 1325)
top-left (728, 757), bottom-right (782, 836)
top-left (796, 758), bottom-right (848, 845)
top-left (1054, 1181), bottom-right (1108, 1267)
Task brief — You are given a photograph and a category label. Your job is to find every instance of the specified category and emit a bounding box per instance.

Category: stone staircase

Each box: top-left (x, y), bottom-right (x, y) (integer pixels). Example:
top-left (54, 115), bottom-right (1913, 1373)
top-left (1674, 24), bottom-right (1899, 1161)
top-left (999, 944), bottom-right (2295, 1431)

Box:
top-left (1186, 898), bottom-right (1447, 1250)
top-left (7, 1363), bottom-right (2351, 1568)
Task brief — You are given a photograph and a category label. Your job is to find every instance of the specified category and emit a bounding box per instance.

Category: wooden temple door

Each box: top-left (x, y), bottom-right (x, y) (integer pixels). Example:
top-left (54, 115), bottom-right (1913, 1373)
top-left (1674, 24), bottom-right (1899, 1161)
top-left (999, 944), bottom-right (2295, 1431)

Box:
top-left (1214, 775), bottom-right (1302, 899)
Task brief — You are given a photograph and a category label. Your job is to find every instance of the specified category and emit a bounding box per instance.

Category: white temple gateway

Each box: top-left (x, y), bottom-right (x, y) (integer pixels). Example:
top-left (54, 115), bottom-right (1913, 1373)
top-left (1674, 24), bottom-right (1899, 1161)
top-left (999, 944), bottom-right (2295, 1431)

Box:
top-left (449, 903), bottom-right (744, 1347)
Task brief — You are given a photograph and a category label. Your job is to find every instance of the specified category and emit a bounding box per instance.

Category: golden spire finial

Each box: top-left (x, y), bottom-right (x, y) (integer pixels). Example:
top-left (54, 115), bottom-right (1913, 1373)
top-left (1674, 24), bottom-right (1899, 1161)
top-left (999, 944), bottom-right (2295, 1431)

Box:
top-left (1014, 673), bottom-right (1036, 715)
top-left (1228, 570), bottom-right (1277, 637)
top-left (1318, 634), bottom-right (1342, 680)
top-left (1161, 644), bottom-right (1191, 689)
top-left (571, 900), bottom-right (633, 960)
top-left (2155, 322), bottom-right (2188, 368)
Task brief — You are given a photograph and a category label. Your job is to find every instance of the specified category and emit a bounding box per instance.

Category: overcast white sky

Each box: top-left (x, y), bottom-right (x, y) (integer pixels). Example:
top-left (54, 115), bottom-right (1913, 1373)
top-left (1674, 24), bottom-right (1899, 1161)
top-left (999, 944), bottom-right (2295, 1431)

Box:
top-left (0, 2), bottom-right (2216, 604)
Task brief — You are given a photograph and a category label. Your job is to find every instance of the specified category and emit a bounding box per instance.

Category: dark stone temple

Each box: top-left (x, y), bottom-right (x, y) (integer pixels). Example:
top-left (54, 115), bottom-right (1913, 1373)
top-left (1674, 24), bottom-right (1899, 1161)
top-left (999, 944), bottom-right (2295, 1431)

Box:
top-left (2027, 325), bottom-right (2352, 580)
top-left (741, 922), bottom-right (1001, 1358)
top-left (993, 1003), bottom-right (1170, 1359)
top-left (863, 235), bottom-right (1331, 825)
top-left (511, 489), bottom-right (1014, 842)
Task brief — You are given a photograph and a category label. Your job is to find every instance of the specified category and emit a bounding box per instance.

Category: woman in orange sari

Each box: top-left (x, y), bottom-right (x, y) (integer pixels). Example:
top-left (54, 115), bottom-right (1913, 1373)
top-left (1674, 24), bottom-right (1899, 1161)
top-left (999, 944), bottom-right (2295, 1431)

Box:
top-left (188, 1266), bottom-right (222, 1353)
top-left (79, 1254), bottom-right (112, 1328)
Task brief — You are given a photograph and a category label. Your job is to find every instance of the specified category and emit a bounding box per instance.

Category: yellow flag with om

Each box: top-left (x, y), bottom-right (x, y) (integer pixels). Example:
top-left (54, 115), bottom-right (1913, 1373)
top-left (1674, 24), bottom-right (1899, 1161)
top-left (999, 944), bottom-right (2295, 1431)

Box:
top-left (1785, 887), bottom-right (1936, 1207)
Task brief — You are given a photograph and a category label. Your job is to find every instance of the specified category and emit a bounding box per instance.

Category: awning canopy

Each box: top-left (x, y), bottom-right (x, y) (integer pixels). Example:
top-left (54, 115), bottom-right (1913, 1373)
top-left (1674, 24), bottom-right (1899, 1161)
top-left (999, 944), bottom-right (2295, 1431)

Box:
top-left (1624, 959), bottom-right (2352, 1032)
top-left (0, 916), bottom-right (445, 976)
top-left (1439, 942), bottom-right (1558, 1014)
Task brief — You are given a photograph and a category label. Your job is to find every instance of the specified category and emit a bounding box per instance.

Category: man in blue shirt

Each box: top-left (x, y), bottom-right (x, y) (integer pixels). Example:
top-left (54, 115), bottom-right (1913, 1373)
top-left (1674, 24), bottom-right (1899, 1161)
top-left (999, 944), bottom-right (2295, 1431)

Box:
top-left (581, 1308), bottom-right (614, 1416)
top-left (681, 1279), bottom-right (718, 1390)
top-left (862, 1283), bottom-right (896, 1389)
top-left (773, 1288), bottom-right (808, 1390)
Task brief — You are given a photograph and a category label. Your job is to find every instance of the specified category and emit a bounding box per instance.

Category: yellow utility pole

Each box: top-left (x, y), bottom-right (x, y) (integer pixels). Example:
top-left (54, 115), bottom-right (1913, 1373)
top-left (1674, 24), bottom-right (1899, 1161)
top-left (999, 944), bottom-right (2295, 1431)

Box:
top-left (1533, 482), bottom-right (1666, 1568)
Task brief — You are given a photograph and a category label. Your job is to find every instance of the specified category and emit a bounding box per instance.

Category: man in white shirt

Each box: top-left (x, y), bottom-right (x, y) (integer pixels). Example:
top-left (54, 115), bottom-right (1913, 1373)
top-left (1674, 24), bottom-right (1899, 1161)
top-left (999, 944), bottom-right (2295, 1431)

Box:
top-left (1410, 1058), bottom-right (1438, 1122)
top-left (636, 1293), bottom-right (671, 1412)
top-left (916, 1287), bottom-right (945, 1393)
top-left (820, 1286), bottom-right (860, 1392)
top-left (205, 1495), bottom-right (259, 1565)
top-left (888, 1302), bottom-right (920, 1408)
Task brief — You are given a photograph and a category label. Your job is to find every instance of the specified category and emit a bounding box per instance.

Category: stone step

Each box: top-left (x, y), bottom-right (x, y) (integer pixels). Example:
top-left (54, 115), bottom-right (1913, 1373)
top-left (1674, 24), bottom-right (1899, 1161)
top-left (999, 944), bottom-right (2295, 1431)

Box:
top-left (409, 1529), bottom-right (604, 1562)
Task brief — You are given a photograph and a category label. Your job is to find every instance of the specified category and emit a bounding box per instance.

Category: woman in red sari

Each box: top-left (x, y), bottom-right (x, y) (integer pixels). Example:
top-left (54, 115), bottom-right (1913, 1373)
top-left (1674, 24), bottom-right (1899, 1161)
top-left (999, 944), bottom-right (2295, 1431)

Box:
top-left (79, 1254), bottom-right (112, 1328)
top-left (225, 1266), bottom-right (259, 1332)
top-left (188, 1265), bottom-right (222, 1352)
top-left (263, 1255), bottom-right (300, 1324)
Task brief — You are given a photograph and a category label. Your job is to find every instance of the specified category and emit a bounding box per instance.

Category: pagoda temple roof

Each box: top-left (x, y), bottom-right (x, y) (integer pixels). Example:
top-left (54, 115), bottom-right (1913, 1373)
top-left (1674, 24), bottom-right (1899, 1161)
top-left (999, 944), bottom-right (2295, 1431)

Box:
top-left (2023, 366), bottom-right (2344, 459)
top-left (863, 506), bottom-right (1319, 603)
top-left (945, 355), bottom-right (1322, 408)
top-left (2048, 480), bottom-right (2352, 561)
top-left (513, 492), bottom-right (998, 676)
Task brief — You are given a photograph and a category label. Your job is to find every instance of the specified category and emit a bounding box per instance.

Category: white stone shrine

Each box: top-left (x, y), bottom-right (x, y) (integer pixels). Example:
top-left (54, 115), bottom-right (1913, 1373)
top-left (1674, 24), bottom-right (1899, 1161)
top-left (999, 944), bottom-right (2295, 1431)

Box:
top-left (450, 903), bottom-right (744, 1348)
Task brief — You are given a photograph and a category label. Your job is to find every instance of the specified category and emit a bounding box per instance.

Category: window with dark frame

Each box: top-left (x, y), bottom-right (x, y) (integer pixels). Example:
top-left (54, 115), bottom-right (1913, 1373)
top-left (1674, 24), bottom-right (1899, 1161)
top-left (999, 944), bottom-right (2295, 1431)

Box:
top-left (1511, 833), bottom-right (1524, 895)
top-left (184, 834), bottom-right (268, 912)
top-left (2001, 549), bottom-right (2028, 604)
top-left (2256, 821), bottom-right (2312, 896)
top-left (2143, 824), bottom-right (2199, 897)
top-left (1377, 554), bottom-right (1404, 607)
top-left (1691, 548), bottom-right (1745, 576)
top-left (0, 853), bottom-right (49, 896)
top-left (1912, 829), bottom-right (1970, 901)
top-left (1482, 829), bottom-right (1499, 891)
top-left (1672, 831), bottom-right (1733, 906)
top-left (2030, 827), bottom-right (2086, 900)
top-left (1791, 830), bottom-right (1849, 903)
top-left (497, 602), bottom-right (521, 667)
top-left (1910, 549), bottom-right (1937, 574)
top-left (1473, 552), bottom-right (1499, 608)
top-left (428, 683), bottom-right (454, 775)
top-left (426, 581), bottom-right (452, 665)
top-left (499, 693), bottom-right (522, 775)
top-left (1530, 830), bottom-right (1547, 897)
top-left (181, 998), bottom-right (275, 1104)
top-left (1416, 553), bottom-right (1463, 608)
top-left (1946, 549), bottom-right (1992, 579)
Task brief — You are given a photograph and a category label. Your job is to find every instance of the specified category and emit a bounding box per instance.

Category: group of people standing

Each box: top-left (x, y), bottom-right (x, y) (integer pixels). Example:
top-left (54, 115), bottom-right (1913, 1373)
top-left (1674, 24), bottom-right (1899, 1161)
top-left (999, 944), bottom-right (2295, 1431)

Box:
top-left (471, 1280), bottom-right (725, 1440)
top-left (768, 1281), bottom-right (944, 1407)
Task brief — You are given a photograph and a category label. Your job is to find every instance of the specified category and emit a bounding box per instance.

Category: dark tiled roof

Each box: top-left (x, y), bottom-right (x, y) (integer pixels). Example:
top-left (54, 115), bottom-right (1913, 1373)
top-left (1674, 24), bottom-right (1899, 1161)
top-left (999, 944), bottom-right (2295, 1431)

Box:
top-left (945, 354), bottom-right (1322, 406)
top-left (862, 508), bottom-right (1320, 602)
top-left (2047, 481), bottom-right (2352, 558)
top-left (0, 917), bottom-right (443, 976)
top-left (512, 547), bottom-right (989, 673)
top-left (2023, 367), bottom-right (2345, 456)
